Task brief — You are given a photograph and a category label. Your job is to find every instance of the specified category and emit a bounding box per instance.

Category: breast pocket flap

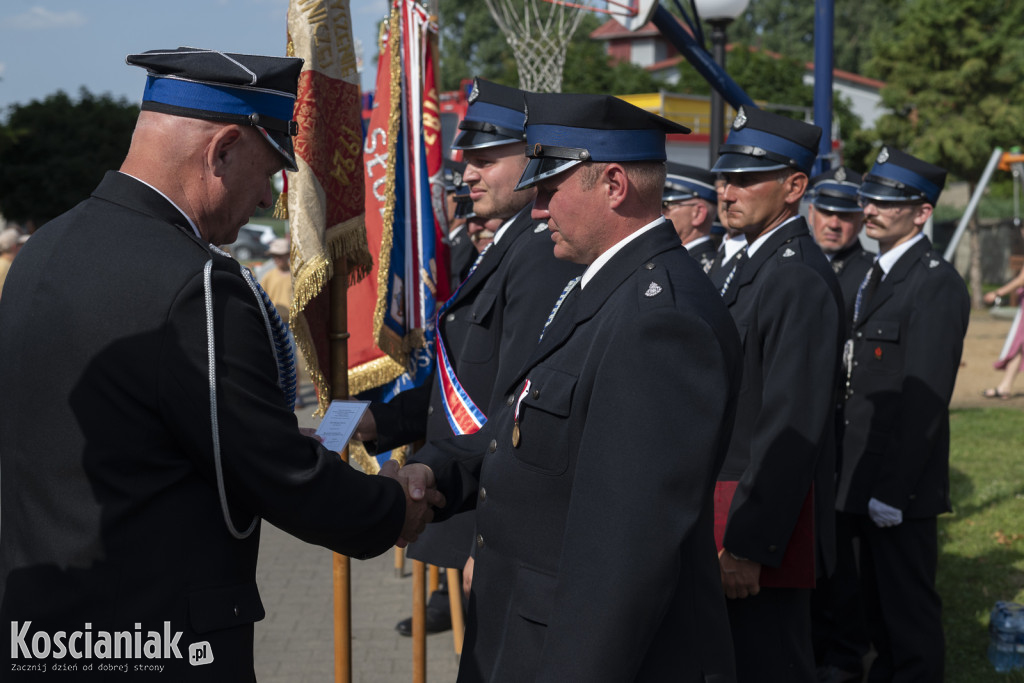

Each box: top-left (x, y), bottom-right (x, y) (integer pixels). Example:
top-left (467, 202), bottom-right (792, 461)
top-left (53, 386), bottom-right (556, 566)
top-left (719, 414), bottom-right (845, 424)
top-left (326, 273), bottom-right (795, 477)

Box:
top-left (525, 366), bottom-right (577, 418)
top-left (864, 319), bottom-right (899, 342)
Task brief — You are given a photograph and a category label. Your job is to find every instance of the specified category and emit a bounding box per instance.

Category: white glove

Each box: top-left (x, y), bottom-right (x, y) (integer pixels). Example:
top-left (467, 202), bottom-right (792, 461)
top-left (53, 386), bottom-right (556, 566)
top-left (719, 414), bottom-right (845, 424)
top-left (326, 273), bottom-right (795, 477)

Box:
top-left (868, 497), bottom-right (903, 527)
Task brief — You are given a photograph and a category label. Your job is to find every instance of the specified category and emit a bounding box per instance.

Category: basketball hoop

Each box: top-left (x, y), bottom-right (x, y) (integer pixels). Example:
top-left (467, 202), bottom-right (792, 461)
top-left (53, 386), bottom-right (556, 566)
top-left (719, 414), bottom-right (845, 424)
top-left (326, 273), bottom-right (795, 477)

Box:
top-left (484, 0), bottom-right (589, 93)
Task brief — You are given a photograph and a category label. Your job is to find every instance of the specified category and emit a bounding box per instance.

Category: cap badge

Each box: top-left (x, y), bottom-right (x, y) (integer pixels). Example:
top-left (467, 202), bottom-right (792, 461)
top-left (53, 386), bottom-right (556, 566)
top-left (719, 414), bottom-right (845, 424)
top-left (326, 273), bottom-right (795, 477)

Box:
top-left (783, 248), bottom-right (796, 258)
top-left (877, 147), bottom-right (890, 164)
top-left (645, 282), bottom-right (663, 297)
top-left (468, 80), bottom-right (480, 104)
top-left (732, 106), bottom-right (748, 131)
top-left (453, 171), bottom-right (463, 186)
top-left (835, 167), bottom-right (847, 182)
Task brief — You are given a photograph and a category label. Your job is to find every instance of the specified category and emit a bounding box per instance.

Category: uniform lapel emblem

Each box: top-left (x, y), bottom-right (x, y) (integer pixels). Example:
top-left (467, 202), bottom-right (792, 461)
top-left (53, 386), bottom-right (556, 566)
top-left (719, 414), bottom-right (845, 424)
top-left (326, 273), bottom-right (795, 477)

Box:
top-left (783, 248), bottom-right (796, 258)
top-left (645, 282), bottom-right (663, 297)
top-left (929, 258), bottom-right (940, 268)
top-left (534, 223), bottom-right (548, 233)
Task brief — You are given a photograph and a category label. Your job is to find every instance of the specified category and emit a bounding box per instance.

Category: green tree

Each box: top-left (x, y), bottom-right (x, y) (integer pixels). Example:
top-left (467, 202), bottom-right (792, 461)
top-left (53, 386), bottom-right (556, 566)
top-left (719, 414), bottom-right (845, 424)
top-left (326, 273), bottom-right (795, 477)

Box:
top-left (0, 89), bottom-right (139, 229)
top-left (561, 14), bottom-right (661, 94)
top-left (437, 0), bottom-right (518, 89)
top-left (672, 41), bottom-right (868, 171)
top-left (727, 0), bottom-right (901, 76)
top-left (868, 0), bottom-right (1024, 306)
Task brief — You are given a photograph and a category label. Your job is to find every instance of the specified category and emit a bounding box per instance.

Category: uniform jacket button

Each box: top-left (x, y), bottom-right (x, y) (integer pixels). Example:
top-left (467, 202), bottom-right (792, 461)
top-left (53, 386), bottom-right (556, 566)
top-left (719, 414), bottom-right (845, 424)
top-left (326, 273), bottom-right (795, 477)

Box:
top-left (476, 534), bottom-right (484, 548)
top-left (427, 405), bottom-right (434, 415)
top-left (768, 545), bottom-right (778, 553)
top-left (233, 605), bottom-right (240, 617)
top-left (446, 313), bottom-right (456, 322)
top-left (506, 395), bottom-right (515, 406)
top-left (531, 389), bottom-right (540, 399)
top-left (489, 439), bottom-right (497, 453)
top-left (479, 487), bottom-right (487, 502)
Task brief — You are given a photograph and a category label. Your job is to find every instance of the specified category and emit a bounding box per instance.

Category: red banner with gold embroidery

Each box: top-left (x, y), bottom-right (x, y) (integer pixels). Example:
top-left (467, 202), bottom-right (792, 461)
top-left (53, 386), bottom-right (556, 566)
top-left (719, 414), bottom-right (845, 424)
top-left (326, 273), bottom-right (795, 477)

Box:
top-left (286, 0), bottom-right (372, 413)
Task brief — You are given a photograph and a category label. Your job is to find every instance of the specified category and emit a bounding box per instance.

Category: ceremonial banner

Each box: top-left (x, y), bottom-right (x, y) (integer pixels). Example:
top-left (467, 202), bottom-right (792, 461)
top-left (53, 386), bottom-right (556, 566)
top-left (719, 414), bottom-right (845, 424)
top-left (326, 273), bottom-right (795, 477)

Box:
top-left (286, 0), bottom-right (371, 414)
top-left (347, 0), bottom-right (451, 469)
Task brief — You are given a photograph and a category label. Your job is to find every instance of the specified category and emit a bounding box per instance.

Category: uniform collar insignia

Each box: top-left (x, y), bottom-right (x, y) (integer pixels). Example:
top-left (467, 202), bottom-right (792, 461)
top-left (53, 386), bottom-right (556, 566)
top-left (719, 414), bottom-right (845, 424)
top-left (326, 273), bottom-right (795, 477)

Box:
top-left (644, 281), bottom-right (663, 297)
top-left (534, 223), bottom-right (548, 233)
top-left (929, 258), bottom-right (940, 268)
top-left (783, 247), bottom-right (796, 257)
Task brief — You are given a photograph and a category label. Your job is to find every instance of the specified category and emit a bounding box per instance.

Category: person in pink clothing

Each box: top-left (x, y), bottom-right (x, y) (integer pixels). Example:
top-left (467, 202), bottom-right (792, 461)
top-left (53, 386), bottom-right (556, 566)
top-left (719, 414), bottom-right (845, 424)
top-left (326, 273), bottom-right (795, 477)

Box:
top-left (983, 236), bottom-right (1024, 399)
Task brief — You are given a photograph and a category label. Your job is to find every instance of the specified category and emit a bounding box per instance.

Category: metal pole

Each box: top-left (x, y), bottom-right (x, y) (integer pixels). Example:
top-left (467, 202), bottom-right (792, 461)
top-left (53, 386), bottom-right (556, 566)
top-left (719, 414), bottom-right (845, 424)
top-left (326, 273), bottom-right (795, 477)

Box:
top-left (943, 147), bottom-right (1003, 262)
top-left (652, 6), bottom-right (754, 112)
top-left (709, 20), bottom-right (728, 166)
top-left (812, 0), bottom-right (834, 176)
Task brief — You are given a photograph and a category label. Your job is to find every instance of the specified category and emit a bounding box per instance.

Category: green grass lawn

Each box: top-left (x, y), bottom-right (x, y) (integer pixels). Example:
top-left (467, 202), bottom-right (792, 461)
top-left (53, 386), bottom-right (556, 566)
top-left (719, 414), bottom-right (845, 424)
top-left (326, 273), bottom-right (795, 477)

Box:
top-left (943, 407), bottom-right (1024, 680)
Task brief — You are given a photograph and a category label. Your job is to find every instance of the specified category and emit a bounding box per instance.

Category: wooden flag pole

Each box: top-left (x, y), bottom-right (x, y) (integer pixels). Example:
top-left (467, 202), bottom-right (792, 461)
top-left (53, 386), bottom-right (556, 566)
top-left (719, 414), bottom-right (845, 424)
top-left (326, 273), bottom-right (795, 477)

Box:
top-left (447, 568), bottom-right (465, 655)
top-left (329, 259), bottom-right (352, 683)
top-left (413, 560), bottom-right (427, 683)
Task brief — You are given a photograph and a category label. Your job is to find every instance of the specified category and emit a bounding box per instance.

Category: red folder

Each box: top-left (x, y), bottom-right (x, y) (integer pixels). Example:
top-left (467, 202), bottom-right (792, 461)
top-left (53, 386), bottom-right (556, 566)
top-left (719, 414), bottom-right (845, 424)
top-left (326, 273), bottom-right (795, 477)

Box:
top-left (714, 481), bottom-right (816, 589)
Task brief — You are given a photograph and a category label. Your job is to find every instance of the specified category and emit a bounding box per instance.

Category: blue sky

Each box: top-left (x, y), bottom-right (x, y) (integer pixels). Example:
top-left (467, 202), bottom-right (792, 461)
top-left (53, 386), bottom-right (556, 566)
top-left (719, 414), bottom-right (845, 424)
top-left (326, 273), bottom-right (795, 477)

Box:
top-left (0, 0), bottom-right (388, 113)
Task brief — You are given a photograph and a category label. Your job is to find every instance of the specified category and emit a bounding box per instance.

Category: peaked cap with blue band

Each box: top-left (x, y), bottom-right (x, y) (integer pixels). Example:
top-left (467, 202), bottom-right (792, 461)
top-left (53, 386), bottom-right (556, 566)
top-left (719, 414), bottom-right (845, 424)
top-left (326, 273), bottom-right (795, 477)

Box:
top-left (664, 162), bottom-right (718, 204)
top-left (859, 147), bottom-right (946, 205)
top-left (451, 78), bottom-right (527, 151)
top-left (515, 92), bottom-right (691, 190)
top-left (711, 106), bottom-right (821, 175)
top-left (809, 166), bottom-right (862, 213)
top-left (126, 47), bottom-right (303, 172)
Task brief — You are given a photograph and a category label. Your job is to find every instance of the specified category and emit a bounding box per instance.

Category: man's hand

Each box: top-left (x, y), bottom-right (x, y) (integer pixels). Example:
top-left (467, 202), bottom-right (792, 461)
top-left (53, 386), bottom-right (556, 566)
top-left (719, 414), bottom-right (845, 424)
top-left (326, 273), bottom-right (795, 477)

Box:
top-left (378, 461), bottom-right (445, 547)
top-left (868, 497), bottom-right (903, 528)
top-left (354, 410), bottom-right (378, 443)
top-left (718, 548), bottom-right (761, 599)
top-left (462, 556), bottom-right (475, 600)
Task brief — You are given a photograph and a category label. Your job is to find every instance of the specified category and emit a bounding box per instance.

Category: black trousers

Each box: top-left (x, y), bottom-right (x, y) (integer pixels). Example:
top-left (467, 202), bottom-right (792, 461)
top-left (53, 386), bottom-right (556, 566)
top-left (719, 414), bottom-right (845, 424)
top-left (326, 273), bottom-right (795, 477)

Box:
top-left (811, 511), bottom-right (870, 673)
top-left (854, 515), bottom-right (944, 682)
top-left (727, 586), bottom-right (815, 683)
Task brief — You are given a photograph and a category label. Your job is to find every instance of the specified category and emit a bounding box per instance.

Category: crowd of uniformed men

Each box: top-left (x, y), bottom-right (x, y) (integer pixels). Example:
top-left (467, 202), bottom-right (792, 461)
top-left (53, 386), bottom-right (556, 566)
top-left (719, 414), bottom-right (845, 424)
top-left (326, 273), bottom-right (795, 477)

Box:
top-left (0, 48), bottom-right (968, 683)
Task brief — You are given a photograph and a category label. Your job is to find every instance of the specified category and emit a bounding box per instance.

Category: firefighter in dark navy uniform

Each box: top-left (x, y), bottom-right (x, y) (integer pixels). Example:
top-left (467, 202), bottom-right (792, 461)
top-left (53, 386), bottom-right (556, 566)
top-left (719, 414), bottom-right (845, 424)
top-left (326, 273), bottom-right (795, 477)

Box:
top-left (836, 148), bottom-right (969, 682)
top-left (710, 106), bottom-right (845, 683)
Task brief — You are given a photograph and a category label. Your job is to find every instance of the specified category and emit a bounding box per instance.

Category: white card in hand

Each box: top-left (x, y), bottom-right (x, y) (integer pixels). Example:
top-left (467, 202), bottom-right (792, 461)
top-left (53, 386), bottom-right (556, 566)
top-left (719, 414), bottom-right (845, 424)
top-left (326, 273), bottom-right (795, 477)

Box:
top-left (315, 400), bottom-right (370, 452)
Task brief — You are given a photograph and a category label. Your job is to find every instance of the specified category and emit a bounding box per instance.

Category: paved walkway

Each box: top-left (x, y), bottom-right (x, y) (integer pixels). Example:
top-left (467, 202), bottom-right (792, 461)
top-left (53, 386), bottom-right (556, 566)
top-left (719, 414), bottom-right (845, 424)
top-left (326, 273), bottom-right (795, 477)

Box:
top-left (253, 396), bottom-right (460, 683)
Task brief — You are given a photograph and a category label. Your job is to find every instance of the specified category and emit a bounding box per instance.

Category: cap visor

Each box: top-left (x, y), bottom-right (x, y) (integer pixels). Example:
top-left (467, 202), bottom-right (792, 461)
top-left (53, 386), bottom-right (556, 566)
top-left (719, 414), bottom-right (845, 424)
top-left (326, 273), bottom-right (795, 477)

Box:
top-left (711, 153), bottom-right (788, 174)
top-left (811, 197), bottom-right (862, 213)
top-left (451, 128), bottom-right (521, 151)
top-left (858, 180), bottom-right (924, 202)
top-left (258, 126), bottom-right (298, 172)
top-left (515, 157), bottom-right (582, 191)
top-left (663, 190), bottom-right (698, 202)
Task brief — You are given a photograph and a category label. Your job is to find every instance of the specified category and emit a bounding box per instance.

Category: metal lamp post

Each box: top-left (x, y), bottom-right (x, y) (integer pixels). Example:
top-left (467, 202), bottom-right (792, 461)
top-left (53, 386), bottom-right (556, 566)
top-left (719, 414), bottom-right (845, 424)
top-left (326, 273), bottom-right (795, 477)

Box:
top-left (694, 0), bottom-right (750, 166)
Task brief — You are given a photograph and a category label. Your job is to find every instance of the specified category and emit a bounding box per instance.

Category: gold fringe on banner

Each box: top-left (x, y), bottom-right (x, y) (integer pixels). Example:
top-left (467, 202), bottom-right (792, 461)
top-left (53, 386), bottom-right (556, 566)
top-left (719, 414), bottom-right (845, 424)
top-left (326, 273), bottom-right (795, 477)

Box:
top-left (273, 188), bottom-right (288, 220)
top-left (348, 354), bottom-right (406, 398)
top-left (290, 213), bottom-right (374, 415)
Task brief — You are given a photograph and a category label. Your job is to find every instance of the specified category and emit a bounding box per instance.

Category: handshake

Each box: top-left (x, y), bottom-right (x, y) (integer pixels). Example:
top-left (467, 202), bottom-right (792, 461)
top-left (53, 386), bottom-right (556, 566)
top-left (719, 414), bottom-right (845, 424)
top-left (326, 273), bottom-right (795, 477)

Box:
top-left (353, 407), bottom-right (446, 547)
top-left (379, 460), bottom-right (445, 548)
